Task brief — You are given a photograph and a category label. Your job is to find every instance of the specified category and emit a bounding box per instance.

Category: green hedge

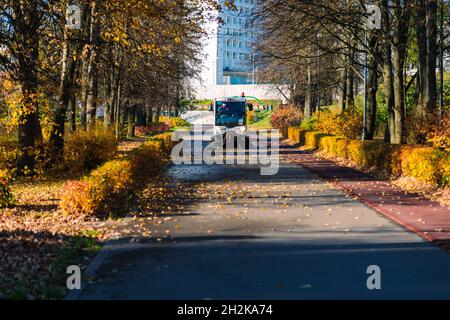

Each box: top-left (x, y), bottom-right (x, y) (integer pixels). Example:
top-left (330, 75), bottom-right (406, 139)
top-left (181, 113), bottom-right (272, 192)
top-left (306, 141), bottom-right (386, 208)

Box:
top-left (288, 127), bottom-right (450, 188)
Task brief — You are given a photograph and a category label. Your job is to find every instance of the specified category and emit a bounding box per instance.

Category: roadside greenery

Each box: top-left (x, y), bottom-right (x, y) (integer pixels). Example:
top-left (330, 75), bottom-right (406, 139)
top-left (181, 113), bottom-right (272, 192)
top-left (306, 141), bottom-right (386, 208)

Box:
top-left (60, 133), bottom-right (174, 218)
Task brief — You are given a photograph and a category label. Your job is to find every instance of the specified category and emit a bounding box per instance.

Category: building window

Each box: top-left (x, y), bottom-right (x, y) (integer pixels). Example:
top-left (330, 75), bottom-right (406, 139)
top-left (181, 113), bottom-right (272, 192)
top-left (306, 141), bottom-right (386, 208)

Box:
top-left (233, 52), bottom-right (237, 59)
top-left (238, 41), bottom-right (243, 48)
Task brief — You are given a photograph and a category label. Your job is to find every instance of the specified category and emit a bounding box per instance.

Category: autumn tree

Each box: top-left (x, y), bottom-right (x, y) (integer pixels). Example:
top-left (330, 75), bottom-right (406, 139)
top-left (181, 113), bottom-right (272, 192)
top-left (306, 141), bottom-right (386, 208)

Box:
top-left (1, 0), bottom-right (219, 172)
top-left (255, 0), bottom-right (448, 144)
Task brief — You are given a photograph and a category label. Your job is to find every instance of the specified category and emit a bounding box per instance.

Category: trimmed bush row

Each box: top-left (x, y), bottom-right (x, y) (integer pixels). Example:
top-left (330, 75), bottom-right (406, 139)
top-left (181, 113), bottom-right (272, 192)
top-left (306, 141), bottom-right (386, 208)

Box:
top-left (159, 116), bottom-right (191, 128)
top-left (287, 127), bottom-right (308, 146)
top-left (60, 132), bottom-right (175, 217)
top-left (287, 128), bottom-right (450, 188)
top-left (135, 122), bottom-right (170, 136)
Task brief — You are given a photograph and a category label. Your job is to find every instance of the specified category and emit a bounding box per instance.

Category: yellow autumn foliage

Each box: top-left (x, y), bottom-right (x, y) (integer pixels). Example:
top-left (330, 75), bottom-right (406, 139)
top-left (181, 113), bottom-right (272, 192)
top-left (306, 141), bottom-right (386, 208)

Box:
top-left (291, 128), bottom-right (450, 188)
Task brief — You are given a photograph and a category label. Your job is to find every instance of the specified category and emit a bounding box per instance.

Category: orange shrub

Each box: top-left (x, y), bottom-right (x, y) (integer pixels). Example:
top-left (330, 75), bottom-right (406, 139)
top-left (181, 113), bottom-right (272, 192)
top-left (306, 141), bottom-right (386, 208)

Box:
top-left (152, 132), bottom-right (174, 155)
top-left (287, 127), bottom-right (299, 143)
top-left (130, 140), bottom-right (167, 183)
top-left (87, 159), bottom-right (134, 217)
top-left (59, 180), bottom-right (91, 216)
top-left (313, 110), bottom-right (340, 135)
top-left (427, 116), bottom-right (450, 152)
top-left (314, 108), bottom-right (363, 139)
top-left (60, 159), bottom-right (134, 217)
top-left (270, 105), bottom-right (303, 130)
top-left (64, 127), bottom-right (118, 174)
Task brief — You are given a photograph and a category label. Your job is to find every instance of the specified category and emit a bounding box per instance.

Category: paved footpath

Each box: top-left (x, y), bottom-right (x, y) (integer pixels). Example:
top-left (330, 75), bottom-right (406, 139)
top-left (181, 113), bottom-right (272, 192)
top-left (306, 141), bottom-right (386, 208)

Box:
top-left (282, 145), bottom-right (450, 251)
top-left (68, 144), bottom-right (450, 300)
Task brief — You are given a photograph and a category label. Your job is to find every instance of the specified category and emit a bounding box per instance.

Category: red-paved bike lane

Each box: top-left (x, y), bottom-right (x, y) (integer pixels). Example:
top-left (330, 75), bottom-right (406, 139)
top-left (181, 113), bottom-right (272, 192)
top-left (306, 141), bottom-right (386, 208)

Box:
top-left (282, 145), bottom-right (450, 252)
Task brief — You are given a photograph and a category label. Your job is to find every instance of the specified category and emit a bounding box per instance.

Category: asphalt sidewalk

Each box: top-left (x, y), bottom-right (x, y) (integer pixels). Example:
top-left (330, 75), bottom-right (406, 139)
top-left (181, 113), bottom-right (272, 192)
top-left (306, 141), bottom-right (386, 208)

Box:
top-left (282, 144), bottom-right (450, 251)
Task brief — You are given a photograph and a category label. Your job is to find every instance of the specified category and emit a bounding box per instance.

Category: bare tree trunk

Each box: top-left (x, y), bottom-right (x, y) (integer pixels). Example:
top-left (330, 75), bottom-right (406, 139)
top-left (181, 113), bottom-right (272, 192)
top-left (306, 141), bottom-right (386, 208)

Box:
top-left (416, 0), bottom-right (427, 116)
top-left (365, 34), bottom-right (379, 140)
top-left (50, 24), bottom-right (78, 152)
top-left (79, 1), bottom-right (92, 130)
top-left (392, 50), bottom-right (405, 144)
top-left (346, 50), bottom-right (355, 108)
top-left (114, 102), bottom-right (121, 139)
top-left (14, 1), bottom-right (42, 174)
top-left (146, 106), bottom-right (154, 124)
top-left (390, 0), bottom-right (412, 144)
top-left (384, 60), bottom-right (395, 143)
top-left (380, 0), bottom-right (396, 143)
top-left (80, 56), bottom-right (89, 129)
top-left (104, 47), bottom-right (116, 128)
top-left (104, 71), bottom-right (113, 128)
top-left (340, 65), bottom-right (347, 112)
top-left (425, 0), bottom-right (438, 112)
top-left (127, 105), bottom-right (135, 138)
top-left (304, 62), bottom-right (313, 117)
top-left (85, 0), bottom-right (101, 128)
top-left (69, 94), bottom-right (77, 132)
top-left (116, 99), bottom-right (130, 139)
top-left (114, 80), bottom-right (123, 139)
top-left (154, 106), bottom-right (161, 122)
